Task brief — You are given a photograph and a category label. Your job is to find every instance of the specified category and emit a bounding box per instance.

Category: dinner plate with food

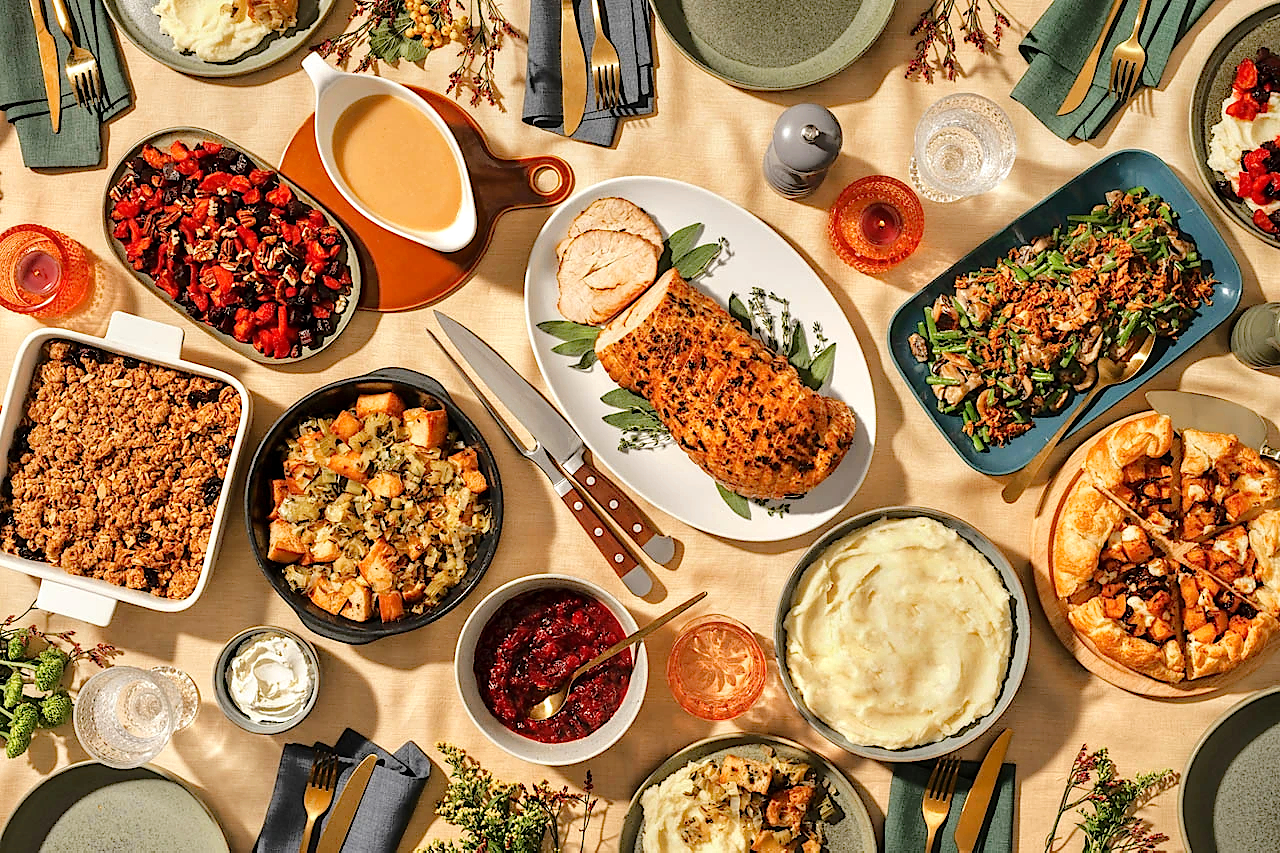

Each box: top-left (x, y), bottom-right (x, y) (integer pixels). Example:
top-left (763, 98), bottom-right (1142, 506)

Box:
top-left (104, 0), bottom-right (335, 77)
top-left (1031, 411), bottom-right (1280, 696)
top-left (525, 177), bottom-right (877, 542)
top-left (1190, 2), bottom-right (1280, 245)
top-left (619, 733), bottom-right (876, 853)
top-left (889, 150), bottom-right (1241, 477)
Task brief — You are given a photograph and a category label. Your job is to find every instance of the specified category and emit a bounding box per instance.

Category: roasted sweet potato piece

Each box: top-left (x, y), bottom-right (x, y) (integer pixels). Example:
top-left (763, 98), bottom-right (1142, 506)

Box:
top-left (405, 407), bottom-right (449, 449)
top-left (1102, 597), bottom-right (1126, 619)
top-left (355, 392), bottom-right (405, 420)
top-left (1191, 622), bottom-right (1220, 643)
top-left (1184, 606), bottom-right (1207, 631)
top-left (331, 410), bottom-right (363, 441)
top-left (1149, 618), bottom-right (1174, 643)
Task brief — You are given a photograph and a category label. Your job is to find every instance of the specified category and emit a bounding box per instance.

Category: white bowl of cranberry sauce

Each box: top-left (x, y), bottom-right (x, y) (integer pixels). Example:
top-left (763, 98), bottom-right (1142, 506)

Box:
top-left (455, 574), bottom-right (647, 766)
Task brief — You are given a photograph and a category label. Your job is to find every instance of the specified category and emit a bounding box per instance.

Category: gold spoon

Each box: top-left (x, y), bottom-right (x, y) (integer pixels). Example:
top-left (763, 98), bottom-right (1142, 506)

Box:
top-left (527, 591), bottom-right (707, 721)
top-left (1002, 334), bottom-right (1155, 503)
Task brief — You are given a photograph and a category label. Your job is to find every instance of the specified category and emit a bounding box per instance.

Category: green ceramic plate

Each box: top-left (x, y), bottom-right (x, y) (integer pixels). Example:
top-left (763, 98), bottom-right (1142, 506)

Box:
top-left (649, 0), bottom-right (896, 90)
top-left (102, 0), bottom-right (336, 78)
top-left (1189, 2), bottom-right (1280, 246)
top-left (1180, 687), bottom-right (1280, 852)
top-left (620, 733), bottom-right (877, 852)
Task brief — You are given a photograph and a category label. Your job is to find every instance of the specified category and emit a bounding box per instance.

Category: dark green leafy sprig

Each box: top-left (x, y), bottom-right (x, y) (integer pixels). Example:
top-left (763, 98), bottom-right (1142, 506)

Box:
top-left (600, 388), bottom-right (670, 451)
top-left (1045, 745), bottom-right (1177, 853)
top-left (421, 743), bottom-right (597, 853)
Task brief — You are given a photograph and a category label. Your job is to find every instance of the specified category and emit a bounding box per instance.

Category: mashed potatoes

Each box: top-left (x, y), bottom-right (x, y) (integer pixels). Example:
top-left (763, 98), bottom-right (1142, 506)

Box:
top-left (152, 0), bottom-right (294, 62)
top-left (784, 516), bottom-right (1012, 750)
top-left (640, 759), bottom-right (755, 853)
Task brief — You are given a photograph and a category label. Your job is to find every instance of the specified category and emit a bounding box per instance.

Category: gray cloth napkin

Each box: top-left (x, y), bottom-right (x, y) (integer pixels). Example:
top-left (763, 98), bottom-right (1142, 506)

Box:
top-left (252, 729), bottom-right (431, 853)
top-left (1012, 0), bottom-right (1215, 141)
top-left (0, 0), bottom-right (132, 169)
top-left (523, 0), bottom-right (654, 146)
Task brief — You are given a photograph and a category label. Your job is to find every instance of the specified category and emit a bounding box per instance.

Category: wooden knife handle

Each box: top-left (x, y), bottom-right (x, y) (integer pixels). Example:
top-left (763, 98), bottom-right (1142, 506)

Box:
top-left (568, 457), bottom-right (660, 549)
top-left (560, 486), bottom-right (640, 579)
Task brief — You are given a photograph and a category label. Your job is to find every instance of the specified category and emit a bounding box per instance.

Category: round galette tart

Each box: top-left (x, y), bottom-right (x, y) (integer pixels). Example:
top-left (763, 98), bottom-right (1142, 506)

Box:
top-left (1052, 413), bottom-right (1280, 683)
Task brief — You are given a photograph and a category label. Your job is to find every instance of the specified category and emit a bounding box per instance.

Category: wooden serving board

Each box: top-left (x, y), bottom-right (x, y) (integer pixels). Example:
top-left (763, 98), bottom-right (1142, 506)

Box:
top-left (280, 88), bottom-right (573, 312)
top-left (1029, 411), bottom-right (1274, 698)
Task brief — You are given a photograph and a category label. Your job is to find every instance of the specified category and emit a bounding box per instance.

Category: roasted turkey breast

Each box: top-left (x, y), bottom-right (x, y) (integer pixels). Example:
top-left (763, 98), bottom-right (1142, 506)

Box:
top-left (596, 269), bottom-right (856, 499)
top-left (556, 197), bottom-right (663, 259)
top-left (556, 230), bottom-right (660, 325)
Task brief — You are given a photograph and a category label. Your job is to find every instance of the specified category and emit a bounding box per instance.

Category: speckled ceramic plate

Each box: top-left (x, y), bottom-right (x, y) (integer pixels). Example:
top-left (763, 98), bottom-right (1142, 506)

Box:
top-left (649, 0), bottom-right (895, 90)
top-left (102, 0), bottom-right (335, 78)
top-left (0, 762), bottom-right (228, 852)
top-left (620, 733), bottom-right (877, 852)
top-left (1181, 687), bottom-right (1280, 852)
top-left (1189, 2), bottom-right (1280, 245)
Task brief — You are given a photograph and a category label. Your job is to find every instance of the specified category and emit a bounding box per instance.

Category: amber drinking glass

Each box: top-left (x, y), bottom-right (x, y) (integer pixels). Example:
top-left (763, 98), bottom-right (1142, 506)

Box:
top-left (0, 225), bottom-right (91, 317)
top-left (666, 615), bottom-right (767, 720)
top-left (829, 176), bottom-right (925, 274)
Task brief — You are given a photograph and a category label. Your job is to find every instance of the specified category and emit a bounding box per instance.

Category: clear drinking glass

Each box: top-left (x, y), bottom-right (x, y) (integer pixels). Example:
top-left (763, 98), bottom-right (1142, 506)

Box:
top-left (910, 93), bottom-right (1017, 203)
top-left (73, 667), bottom-right (178, 768)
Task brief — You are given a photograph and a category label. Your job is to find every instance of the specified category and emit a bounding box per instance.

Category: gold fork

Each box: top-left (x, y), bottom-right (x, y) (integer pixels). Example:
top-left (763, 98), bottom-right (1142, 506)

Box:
top-left (587, 0), bottom-right (622, 110)
top-left (299, 751), bottom-right (339, 853)
top-left (48, 0), bottom-right (104, 107)
top-left (921, 755), bottom-right (961, 853)
top-left (1109, 0), bottom-right (1153, 102)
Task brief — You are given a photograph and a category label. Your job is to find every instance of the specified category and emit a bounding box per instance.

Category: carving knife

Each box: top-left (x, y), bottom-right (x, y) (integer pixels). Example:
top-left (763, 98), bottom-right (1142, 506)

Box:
top-left (1057, 0), bottom-right (1126, 116)
top-left (314, 753), bottom-right (378, 853)
top-left (429, 317), bottom-right (667, 594)
top-left (954, 728), bottom-right (1012, 853)
top-left (560, 0), bottom-right (587, 135)
top-left (27, 0), bottom-right (61, 134)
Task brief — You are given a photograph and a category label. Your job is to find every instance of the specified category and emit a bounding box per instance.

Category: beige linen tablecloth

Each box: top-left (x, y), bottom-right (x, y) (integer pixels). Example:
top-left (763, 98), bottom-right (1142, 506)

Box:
top-left (1, 2), bottom-right (1277, 850)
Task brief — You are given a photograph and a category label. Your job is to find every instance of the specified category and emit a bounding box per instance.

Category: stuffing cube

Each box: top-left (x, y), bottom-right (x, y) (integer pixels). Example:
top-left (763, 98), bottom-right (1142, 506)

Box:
top-left (355, 392), bottom-right (405, 420)
top-left (269, 479), bottom-right (289, 520)
top-left (366, 471), bottom-right (405, 499)
top-left (448, 447), bottom-right (488, 494)
top-left (377, 591), bottom-right (405, 622)
top-left (324, 449), bottom-right (369, 484)
top-left (267, 520), bottom-right (306, 563)
top-left (331, 410), bottom-right (363, 441)
top-left (404, 407), bottom-right (449, 449)
top-left (309, 539), bottom-right (340, 563)
top-left (341, 583), bottom-right (374, 622)
top-left (750, 830), bottom-right (798, 853)
top-left (309, 577), bottom-right (347, 615)
top-left (402, 581), bottom-right (427, 604)
top-left (358, 538), bottom-right (399, 593)
top-left (765, 785), bottom-right (815, 833)
top-left (719, 755), bottom-right (773, 794)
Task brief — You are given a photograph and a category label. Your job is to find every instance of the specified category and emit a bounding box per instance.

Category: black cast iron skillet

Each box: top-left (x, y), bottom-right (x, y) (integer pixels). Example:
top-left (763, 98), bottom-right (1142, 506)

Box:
top-left (243, 368), bottom-right (503, 644)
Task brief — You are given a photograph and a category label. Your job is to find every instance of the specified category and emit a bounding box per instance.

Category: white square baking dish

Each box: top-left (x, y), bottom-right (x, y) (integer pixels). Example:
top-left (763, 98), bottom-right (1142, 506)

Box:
top-left (0, 312), bottom-right (252, 626)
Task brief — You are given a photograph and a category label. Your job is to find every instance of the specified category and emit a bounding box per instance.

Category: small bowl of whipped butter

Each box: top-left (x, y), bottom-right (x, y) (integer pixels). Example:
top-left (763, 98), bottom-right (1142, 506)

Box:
top-left (214, 627), bottom-right (320, 733)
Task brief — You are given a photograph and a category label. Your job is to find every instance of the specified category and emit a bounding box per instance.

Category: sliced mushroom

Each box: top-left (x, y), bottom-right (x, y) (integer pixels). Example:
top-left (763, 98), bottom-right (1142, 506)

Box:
top-left (1071, 363), bottom-right (1098, 392)
top-left (908, 333), bottom-right (929, 363)
top-left (1079, 325), bottom-right (1104, 365)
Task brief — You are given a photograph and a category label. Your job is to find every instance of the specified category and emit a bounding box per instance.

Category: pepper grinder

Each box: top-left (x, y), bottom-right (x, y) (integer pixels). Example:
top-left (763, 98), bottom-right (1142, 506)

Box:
top-left (763, 104), bottom-right (842, 199)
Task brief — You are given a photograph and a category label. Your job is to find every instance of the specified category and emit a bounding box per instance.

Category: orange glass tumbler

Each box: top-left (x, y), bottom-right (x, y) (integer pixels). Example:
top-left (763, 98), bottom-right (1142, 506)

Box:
top-left (829, 176), bottom-right (925, 274)
top-left (666, 614), bottom-right (767, 721)
top-left (0, 225), bottom-right (92, 317)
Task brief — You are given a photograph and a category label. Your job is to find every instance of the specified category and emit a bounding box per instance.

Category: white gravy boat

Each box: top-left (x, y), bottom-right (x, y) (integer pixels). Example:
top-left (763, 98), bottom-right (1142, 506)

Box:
top-left (302, 53), bottom-right (477, 253)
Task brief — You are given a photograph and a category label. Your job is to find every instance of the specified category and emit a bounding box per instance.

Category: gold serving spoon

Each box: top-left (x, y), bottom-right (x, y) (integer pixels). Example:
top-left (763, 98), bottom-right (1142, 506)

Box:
top-left (527, 592), bottom-right (707, 721)
top-left (1002, 334), bottom-right (1155, 503)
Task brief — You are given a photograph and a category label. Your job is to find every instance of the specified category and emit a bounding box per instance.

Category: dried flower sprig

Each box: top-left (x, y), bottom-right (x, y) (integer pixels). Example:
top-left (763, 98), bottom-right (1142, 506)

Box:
top-left (1045, 744), bottom-right (1178, 853)
top-left (313, 0), bottom-right (523, 109)
top-left (908, 1), bottom-right (1010, 82)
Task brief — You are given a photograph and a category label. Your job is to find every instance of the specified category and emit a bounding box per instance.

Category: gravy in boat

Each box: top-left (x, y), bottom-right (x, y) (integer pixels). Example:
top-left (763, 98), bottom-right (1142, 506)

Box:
top-left (333, 94), bottom-right (463, 234)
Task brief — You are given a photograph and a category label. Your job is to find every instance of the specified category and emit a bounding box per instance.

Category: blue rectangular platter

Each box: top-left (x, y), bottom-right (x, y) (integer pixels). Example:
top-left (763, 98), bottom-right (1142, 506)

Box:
top-left (887, 149), bottom-right (1243, 477)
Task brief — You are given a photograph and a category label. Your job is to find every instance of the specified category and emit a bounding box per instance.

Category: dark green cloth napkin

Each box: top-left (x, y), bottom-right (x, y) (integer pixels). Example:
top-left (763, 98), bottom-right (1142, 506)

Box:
top-left (885, 760), bottom-right (1016, 853)
top-left (1012, 0), bottom-right (1215, 140)
top-left (523, 0), bottom-right (654, 146)
top-left (0, 0), bottom-right (131, 169)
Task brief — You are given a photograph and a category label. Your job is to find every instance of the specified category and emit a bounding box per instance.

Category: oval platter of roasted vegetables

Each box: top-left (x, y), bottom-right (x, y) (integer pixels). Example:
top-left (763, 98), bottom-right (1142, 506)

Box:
top-left (103, 127), bottom-right (362, 364)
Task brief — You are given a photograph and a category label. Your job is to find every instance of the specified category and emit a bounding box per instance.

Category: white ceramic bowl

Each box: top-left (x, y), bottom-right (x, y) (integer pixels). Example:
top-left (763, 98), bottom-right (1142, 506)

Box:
top-left (302, 53), bottom-right (477, 253)
top-left (455, 574), bottom-right (647, 766)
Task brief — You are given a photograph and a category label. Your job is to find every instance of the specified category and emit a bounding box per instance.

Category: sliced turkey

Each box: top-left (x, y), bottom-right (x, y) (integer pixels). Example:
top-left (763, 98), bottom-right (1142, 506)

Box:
top-left (556, 197), bottom-right (663, 259)
top-left (556, 229), bottom-right (660, 325)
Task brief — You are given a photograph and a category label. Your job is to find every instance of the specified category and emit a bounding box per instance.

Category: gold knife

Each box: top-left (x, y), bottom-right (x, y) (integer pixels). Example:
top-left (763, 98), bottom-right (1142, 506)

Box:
top-left (954, 728), bottom-right (1012, 853)
top-left (1057, 0), bottom-right (1126, 116)
top-left (314, 754), bottom-right (378, 853)
top-left (560, 0), bottom-right (586, 135)
top-left (26, 0), bottom-right (61, 133)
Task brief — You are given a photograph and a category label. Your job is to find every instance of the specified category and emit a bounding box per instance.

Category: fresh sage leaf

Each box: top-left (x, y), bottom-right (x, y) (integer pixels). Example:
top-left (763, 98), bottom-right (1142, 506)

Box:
top-left (572, 350), bottom-right (598, 370)
top-left (537, 320), bottom-right (600, 342)
top-left (716, 483), bottom-right (751, 519)
top-left (788, 323), bottom-right (811, 368)
top-left (798, 343), bottom-right (837, 390)
top-left (666, 224), bottom-right (702, 262)
top-left (675, 241), bottom-right (723, 279)
top-left (603, 410), bottom-right (665, 431)
top-left (552, 338), bottom-right (596, 357)
top-left (601, 388), bottom-right (654, 410)
top-left (728, 294), bottom-right (752, 334)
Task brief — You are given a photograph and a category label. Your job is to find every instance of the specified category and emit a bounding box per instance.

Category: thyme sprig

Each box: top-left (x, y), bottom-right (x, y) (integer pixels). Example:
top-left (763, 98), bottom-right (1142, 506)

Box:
top-left (908, 0), bottom-right (1010, 82)
top-left (421, 743), bottom-right (597, 853)
top-left (1044, 745), bottom-right (1178, 853)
